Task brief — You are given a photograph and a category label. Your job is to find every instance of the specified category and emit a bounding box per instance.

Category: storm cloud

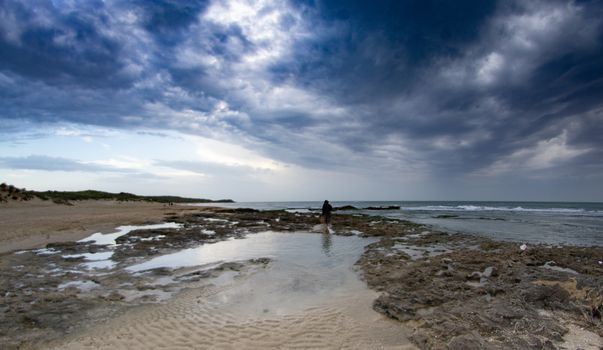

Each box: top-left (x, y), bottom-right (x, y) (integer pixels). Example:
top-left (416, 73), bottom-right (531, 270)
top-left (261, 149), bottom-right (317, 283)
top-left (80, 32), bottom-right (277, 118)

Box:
top-left (1, 0), bottom-right (602, 199)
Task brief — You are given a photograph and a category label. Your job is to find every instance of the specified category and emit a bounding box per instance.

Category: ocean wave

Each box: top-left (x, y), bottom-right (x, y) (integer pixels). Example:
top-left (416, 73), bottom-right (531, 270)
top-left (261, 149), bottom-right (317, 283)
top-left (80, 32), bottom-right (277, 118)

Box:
top-left (399, 205), bottom-right (602, 215)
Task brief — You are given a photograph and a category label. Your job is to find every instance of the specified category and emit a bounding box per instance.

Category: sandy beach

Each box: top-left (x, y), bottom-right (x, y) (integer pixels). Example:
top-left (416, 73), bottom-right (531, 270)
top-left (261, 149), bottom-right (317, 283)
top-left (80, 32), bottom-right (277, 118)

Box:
top-left (1, 202), bottom-right (601, 349)
top-left (0, 199), bottom-right (205, 254)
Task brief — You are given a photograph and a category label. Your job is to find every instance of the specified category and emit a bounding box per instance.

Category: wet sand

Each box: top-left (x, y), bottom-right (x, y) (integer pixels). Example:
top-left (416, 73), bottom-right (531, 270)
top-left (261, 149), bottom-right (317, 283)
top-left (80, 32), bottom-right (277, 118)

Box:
top-left (54, 282), bottom-right (414, 350)
top-left (53, 232), bottom-right (416, 350)
top-left (0, 199), bottom-right (206, 253)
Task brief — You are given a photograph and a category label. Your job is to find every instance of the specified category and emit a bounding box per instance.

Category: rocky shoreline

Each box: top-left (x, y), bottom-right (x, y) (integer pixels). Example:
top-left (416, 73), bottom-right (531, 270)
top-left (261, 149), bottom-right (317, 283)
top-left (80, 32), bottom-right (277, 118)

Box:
top-left (0, 208), bottom-right (601, 349)
top-left (357, 229), bottom-right (603, 349)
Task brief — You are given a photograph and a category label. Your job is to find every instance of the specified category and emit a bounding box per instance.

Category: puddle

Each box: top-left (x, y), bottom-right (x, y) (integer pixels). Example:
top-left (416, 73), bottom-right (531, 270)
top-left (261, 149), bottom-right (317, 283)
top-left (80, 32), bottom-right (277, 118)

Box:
top-left (152, 231), bottom-right (379, 317)
top-left (122, 231), bottom-right (380, 316)
top-left (63, 251), bottom-right (116, 270)
top-left (78, 222), bottom-right (181, 245)
top-left (128, 231), bottom-right (376, 273)
top-left (63, 252), bottom-right (113, 261)
top-left (24, 225), bottom-right (381, 317)
top-left (58, 230), bottom-right (380, 317)
top-left (203, 218), bottom-right (229, 223)
top-left (58, 280), bottom-right (100, 292)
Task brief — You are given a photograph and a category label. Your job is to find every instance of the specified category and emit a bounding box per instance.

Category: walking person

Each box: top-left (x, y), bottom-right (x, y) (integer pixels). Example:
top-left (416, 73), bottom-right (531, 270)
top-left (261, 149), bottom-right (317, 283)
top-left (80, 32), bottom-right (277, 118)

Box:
top-left (322, 200), bottom-right (333, 225)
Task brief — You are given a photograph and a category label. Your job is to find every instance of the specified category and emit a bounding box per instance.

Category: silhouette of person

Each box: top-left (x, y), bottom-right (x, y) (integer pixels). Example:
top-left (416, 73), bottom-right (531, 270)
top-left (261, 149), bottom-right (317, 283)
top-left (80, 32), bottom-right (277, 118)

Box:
top-left (322, 200), bottom-right (333, 225)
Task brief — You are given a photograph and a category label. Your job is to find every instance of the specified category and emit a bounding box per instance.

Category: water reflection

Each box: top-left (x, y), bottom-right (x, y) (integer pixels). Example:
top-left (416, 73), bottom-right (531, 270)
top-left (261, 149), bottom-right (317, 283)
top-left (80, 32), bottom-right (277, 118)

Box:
top-left (127, 231), bottom-right (375, 273)
top-left (321, 233), bottom-right (332, 256)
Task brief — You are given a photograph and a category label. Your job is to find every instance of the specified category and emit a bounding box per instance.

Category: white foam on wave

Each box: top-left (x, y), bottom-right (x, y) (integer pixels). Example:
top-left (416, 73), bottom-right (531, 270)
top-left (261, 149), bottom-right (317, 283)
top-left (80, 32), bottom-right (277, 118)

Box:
top-left (399, 205), bottom-right (598, 215)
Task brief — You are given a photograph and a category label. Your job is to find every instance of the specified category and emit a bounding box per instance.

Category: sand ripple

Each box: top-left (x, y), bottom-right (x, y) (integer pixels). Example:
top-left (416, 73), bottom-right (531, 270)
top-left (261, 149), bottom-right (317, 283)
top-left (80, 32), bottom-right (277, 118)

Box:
top-left (55, 281), bottom-right (415, 350)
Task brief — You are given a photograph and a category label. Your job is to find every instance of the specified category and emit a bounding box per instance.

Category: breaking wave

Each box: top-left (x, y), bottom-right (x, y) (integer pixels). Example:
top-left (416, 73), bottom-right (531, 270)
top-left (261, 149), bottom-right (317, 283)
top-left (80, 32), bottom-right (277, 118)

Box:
top-left (399, 205), bottom-right (601, 215)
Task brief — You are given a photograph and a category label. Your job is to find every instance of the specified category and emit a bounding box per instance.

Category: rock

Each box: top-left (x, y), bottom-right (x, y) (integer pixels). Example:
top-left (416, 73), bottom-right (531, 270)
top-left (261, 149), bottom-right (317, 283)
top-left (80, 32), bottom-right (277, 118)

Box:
top-left (231, 208), bottom-right (259, 213)
top-left (149, 267), bottom-right (172, 275)
top-left (333, 205), bottom-right (358, 211)
top-left (436, 270), bottom-right (454, 277)
top-left (19, 315), bottom-right (40, 328)
top-left (364, 206), bottom-right (401, 210)
top-left (446, 332), bottom-right (487, 350)
top-left (43, 292), bottom-right (67, 302)
top-left (409, 333), bottom-right (430, 349)
top-left (104, 292), bottom-right (124, 301)
top-left (591, 303), bottom-right (602, 319)
top-left (467, 271), bottom-right (482, 280)
top-left (373, 296), bottom-right (416, 321)
top-left (219, 262), bottom-right (243, 271)
top-left (250, 257), bottom-right (270, 265)
top-left (521, 284), bottom-right (570, 309)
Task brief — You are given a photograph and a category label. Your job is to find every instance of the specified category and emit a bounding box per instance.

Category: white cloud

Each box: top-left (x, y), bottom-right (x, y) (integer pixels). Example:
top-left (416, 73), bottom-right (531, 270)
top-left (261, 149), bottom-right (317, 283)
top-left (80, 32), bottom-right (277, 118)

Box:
top-left (477, 130), bottom-right (591, 176)
top-left (477, 52), bottom-right (504, 84)
top-left (85, 156), bottom-right (151, 170)
top-left (187, 135), bottom-right (283, 171)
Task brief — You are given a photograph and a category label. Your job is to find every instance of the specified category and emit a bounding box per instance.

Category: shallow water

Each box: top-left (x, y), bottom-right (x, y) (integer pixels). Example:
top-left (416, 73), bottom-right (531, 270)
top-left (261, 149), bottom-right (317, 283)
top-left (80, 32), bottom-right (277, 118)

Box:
top-left (121, 230), bottom-right (380, 316)
top-left (191, 201), bottom-right (603, 246)
top-left (54, 229), bottom-right (414, 350)
top-left (78, 222), bottom-right (181, 245)
top-left (31, 224), bottom-right (381, 315)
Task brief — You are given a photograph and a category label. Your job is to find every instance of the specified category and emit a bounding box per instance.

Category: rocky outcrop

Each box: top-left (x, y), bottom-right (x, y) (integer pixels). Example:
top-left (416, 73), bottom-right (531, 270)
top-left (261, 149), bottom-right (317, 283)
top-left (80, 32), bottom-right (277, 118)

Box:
top-left (358, 231), bottom-right (603, 349)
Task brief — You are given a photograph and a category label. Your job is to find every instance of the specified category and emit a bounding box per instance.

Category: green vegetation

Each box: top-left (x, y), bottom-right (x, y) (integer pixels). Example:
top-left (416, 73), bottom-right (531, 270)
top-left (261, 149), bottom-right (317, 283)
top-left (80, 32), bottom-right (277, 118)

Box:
top-left (0, 183), bottom-right (34, 202)
top-left (1, 183), bottom-right (234, 204)
top-left (32, 190), bottom-right (233, 203)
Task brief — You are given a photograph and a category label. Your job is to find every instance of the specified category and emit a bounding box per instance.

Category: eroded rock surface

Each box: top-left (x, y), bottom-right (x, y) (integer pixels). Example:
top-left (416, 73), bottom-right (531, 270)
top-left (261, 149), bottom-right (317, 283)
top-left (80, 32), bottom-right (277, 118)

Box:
top-left (358, 230), bottom-right (603, 349)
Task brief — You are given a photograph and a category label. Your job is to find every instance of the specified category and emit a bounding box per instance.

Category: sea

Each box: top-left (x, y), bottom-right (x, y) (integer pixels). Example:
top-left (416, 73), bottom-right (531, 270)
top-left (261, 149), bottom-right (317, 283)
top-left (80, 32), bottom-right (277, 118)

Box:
top-left (191, 201), bottom-right (603, 247)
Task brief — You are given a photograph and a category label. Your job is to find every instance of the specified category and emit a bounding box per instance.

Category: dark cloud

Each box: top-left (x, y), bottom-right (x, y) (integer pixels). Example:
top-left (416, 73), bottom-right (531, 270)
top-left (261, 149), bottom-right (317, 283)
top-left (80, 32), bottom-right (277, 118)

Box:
top-left (268, 0), bottom-right (603, 175)
top-left (0, 0), bottom-right (602, 190)
top-left (138, 0), bottom-right (209, 38)
top-left (0, 1), bottom-right (133, 88)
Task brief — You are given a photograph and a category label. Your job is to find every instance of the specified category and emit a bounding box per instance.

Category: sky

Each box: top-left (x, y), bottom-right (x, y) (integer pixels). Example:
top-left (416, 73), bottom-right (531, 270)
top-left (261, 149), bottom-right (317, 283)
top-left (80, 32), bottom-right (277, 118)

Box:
top-left (1, 0), bottom-right (602, 202)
